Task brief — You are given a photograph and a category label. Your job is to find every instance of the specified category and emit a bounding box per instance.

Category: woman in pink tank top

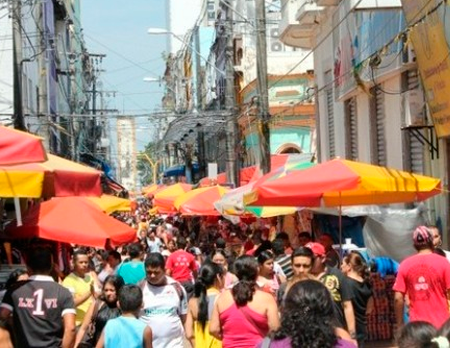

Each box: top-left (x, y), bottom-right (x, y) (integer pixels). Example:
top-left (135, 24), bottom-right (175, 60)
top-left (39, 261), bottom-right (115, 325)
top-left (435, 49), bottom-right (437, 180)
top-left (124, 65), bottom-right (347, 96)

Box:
top-left (209, 256), bottom-right (280, 348)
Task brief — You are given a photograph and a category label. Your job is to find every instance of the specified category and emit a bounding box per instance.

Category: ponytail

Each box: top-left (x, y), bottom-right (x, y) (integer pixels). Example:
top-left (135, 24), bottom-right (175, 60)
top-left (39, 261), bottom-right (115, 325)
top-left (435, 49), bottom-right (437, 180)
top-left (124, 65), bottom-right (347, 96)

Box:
top-left (231, 255), bottom-right (259, 306)
top-left (194, 262), bottom-right (223, 331)
top-left (195, 278), bottom-right (209, 331)
top-left (232, 280), bottom-right (257, 306)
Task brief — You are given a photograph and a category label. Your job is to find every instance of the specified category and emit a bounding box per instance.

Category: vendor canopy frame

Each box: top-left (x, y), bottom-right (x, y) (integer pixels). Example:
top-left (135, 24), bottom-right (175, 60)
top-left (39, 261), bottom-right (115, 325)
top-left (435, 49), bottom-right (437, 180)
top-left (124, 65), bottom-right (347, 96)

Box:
top-left (157, 110), bottom-right (230, 143)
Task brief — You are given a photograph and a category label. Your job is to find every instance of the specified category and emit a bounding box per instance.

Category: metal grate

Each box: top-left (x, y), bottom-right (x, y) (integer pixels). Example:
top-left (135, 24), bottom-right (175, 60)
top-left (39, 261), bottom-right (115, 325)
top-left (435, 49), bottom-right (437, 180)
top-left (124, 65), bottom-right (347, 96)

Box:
top-left (345, 97), bottom-right (358, 160)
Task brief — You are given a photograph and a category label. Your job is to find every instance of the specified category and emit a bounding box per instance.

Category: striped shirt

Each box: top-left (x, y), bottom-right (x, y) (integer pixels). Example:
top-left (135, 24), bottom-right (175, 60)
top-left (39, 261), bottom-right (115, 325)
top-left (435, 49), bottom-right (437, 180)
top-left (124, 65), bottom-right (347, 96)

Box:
top-left (275, 254), bottom-right (293, 280)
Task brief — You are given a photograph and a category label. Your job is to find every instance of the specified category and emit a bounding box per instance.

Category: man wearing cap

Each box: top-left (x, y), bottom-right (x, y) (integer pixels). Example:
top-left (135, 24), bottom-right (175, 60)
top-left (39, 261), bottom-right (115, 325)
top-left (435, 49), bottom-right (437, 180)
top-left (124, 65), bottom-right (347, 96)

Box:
top-left (393, 225), bottom-right (450, 329)
top-left (306, 242), bottom-right (357, 343)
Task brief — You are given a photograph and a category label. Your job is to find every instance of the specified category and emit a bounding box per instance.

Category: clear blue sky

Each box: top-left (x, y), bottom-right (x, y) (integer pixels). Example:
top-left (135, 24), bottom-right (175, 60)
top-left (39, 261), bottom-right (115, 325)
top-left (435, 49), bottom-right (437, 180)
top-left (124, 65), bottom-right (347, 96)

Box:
top-left (80, 0), bottom-right (168, 152)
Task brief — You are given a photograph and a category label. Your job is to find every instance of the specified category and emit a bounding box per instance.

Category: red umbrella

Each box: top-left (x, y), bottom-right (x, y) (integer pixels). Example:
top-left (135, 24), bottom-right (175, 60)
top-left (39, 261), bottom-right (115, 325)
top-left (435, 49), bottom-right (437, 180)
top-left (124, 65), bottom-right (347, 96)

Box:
top-left (0, 125), bottom-right (47, 165)
top-left (199, 154), bottom-right (313, 186)
top-left (6, 197), bottom-right (136, 248)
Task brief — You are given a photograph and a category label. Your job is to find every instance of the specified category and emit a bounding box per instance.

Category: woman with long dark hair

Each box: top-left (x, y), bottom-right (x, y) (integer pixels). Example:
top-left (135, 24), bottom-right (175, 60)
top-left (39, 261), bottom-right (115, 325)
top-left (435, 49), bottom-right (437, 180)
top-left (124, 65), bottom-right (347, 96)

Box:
top-left (185, 262), bottom-right (224, 348)
top-left (75, 275), bottom-right (125, 348)
top-left (264, 280), bottom-right (356, 348)
top-left (341, 252), bottom-right (373, 346)
top-left (256, 250), bottom-right (285, 296)
top-left (211, 249), bottom-right (237, 289)
top-left (209, 255), bottom-right (279, 348)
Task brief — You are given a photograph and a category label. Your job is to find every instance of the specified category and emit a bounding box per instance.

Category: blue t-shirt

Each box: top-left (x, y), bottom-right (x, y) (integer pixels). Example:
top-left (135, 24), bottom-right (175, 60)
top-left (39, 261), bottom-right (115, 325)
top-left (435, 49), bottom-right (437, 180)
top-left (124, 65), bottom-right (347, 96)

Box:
top-left (117, 261), bottom-right (146, 284)
top-left (104, 316), bottom-right (147, 348)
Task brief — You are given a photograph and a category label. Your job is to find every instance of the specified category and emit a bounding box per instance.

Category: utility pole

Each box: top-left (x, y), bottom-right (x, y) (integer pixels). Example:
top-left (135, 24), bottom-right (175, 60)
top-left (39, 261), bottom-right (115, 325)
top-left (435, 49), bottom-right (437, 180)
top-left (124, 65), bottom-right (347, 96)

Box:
top-left (255, 0), bottom-right (271, 174)
top-left (224, 0), bottom-right (240, 187)
top-left (87, 53), bottom-right (106, 157)
top-left (12, 0), bottom-right (25, 131)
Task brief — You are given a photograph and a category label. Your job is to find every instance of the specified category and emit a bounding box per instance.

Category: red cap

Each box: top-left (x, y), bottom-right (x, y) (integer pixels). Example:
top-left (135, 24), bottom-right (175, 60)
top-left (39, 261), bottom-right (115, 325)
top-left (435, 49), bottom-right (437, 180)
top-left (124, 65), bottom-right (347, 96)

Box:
top-left (305, 242), bottom-right (326, 257)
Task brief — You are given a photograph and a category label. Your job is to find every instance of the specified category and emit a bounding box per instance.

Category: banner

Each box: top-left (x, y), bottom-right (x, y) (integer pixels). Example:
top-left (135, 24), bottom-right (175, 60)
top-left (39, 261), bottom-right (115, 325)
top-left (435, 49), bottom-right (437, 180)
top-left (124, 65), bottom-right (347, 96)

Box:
top-left (401, 0), bottom-right (450, 138)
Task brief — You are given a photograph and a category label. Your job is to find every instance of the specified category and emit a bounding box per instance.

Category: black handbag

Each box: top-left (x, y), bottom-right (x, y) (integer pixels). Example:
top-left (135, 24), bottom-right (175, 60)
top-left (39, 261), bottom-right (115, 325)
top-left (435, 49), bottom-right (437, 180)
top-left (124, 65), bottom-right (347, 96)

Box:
top-left (77, 300), bottom-right (101, 348)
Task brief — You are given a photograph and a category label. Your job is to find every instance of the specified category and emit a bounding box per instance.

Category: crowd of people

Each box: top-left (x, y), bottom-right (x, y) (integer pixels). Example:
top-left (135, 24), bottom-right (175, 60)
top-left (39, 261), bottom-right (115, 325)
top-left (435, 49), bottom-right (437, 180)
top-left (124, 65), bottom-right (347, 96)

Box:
top-left (0, 204), bottom-right (449, 348)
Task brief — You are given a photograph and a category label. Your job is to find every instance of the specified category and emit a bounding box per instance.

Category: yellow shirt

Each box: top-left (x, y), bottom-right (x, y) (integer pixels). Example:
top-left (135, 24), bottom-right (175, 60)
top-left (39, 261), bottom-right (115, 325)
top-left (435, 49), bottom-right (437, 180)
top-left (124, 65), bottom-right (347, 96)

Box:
top-left (193, 288), bottom-right (222, 348)
top-left (62, 272), bottom-right (93, 326)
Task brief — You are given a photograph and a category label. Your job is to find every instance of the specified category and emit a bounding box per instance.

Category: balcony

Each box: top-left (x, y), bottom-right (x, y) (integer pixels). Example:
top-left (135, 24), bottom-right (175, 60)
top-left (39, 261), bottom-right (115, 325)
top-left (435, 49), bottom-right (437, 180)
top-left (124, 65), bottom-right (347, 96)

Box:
top-left (296, 1), bottom-right (325, 27)
top-left (279, 0), bottom-right (316, 48)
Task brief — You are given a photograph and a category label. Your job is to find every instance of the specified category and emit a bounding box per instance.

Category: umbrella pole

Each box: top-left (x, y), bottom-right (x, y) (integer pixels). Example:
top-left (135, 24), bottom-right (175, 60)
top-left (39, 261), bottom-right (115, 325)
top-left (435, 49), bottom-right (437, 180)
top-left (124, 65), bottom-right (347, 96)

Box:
top-left (14, 197), bottom-right (22, 227)
top-left (339, 192), bottom-right (343, 260)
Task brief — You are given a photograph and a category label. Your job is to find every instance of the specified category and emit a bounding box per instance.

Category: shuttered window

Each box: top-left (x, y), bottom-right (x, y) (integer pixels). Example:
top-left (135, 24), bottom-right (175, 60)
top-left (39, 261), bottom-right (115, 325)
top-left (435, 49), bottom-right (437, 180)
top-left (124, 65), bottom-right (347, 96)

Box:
top-left (325, 70), bottom-right (335, 159)
top-left (370, 86), bottom-right (386, 166)
top-left (345, 97), bottom-right (358, 160)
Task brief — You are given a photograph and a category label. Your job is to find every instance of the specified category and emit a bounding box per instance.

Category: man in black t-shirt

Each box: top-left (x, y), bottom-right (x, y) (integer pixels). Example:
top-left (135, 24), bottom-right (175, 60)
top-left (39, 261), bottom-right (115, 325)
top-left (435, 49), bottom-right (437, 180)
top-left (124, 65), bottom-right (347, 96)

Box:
top-left (306, 242), bottom-right (357, 343)
top-left (0, 247), bottom-right (76, 348)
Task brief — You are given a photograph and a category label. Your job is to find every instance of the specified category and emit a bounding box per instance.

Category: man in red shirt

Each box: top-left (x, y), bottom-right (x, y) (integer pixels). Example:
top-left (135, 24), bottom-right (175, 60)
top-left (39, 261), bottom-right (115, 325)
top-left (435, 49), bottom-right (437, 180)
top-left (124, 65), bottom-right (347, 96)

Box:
top-left (165, 236), bottom-right (197, 299)
top-left (393, 225), bottom-right (450, 329)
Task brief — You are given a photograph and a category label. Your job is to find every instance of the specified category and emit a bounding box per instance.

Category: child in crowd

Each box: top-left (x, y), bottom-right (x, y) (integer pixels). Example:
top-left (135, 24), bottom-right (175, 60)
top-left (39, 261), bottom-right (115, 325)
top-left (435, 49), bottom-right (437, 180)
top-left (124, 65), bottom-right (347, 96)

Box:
top-left (96, 285), bottom-right (152, 348)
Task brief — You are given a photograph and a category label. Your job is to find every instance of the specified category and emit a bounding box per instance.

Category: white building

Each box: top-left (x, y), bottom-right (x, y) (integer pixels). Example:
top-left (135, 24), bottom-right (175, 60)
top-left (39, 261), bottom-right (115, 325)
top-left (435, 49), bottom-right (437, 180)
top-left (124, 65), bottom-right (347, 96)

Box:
top-left (116, 117), bottom-right (137, 191)
top-left (279, 0), bottom-right (446, 233)
top-left (165, 0), bottom-right (203, 53)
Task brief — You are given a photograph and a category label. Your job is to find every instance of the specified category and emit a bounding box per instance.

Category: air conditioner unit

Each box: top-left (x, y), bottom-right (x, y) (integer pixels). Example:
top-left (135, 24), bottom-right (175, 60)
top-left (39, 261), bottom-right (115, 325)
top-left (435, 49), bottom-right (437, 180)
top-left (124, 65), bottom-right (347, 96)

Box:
top-left (404, 88), bottom-right (425, 126)
top-left (403, 44), bottom-right (416, 67)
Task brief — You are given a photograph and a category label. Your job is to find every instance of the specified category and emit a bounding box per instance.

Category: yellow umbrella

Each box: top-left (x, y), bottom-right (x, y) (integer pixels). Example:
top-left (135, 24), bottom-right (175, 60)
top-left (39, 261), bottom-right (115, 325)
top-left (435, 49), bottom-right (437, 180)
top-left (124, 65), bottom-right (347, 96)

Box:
top-left (153, 183), bottom-right (193, 212)
top-left (87, 195), bottom-right (131, 214)
top-left (0, 170), bottom-right (44, 198)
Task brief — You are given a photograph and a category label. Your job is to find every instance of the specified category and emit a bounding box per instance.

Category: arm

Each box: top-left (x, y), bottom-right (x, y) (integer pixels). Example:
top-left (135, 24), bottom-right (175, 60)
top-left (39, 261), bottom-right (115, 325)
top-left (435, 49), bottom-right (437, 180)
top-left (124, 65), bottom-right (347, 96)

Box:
top-left (366, 296), bottom-right (375, 315)
top-left (61, 313), bottom-right (76, 348)
top-left (209, 298), bottom-right (222, 340)
top-left (0, 308), bottom-right (11, 321)
top-left (143, 326), bottom-right (153, 348)
top-left (342, 301), bottom-right (356, 339)
top-left (74, 300), bottom-right (96, 347)
top-left (394, 292), bottom-right (405, 329)
top-left (0, 327), bottom-right (13, 348)
top-left (265, 294), bottom-right (281, 331)
top-left (95, 330), bottom-right (105, 348)
top-left (73, 290), bottom-right (93, 307)
top-left (185, 300), bottom-right (195, 347)
top-left (165, 256), bottom-right (173, 277)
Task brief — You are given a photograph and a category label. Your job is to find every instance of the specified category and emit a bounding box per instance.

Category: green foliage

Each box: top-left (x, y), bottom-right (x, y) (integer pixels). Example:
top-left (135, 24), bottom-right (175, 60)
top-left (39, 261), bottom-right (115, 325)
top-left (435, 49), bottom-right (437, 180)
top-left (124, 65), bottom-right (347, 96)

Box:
top-left (137, 141), bottom-right (157, 185)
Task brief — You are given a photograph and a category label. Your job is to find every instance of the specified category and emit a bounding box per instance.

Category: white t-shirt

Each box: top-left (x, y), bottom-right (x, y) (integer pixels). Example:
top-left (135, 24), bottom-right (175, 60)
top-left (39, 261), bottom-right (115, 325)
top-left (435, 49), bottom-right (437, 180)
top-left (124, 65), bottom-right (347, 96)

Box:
top-left (140, 277), bottom-right (188, 348)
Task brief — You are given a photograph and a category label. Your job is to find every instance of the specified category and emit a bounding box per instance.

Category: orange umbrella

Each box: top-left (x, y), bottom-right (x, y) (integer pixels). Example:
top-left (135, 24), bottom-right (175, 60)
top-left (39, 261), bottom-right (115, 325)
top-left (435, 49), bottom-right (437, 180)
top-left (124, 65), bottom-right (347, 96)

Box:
top-left (153, 183), bottom-right (193, 212)
top-left (245, 159), bottom-right (441, 207)
top-left (0, 125), bottom-right (47, 165)
top-left (174, 186), bottom-right (230, 216)
top-left (144, 184), bottom-right (166, 198)
top-left (6, 197), bottom-right (136, 248)
top-left (0, 154), bottom-right (102, 197)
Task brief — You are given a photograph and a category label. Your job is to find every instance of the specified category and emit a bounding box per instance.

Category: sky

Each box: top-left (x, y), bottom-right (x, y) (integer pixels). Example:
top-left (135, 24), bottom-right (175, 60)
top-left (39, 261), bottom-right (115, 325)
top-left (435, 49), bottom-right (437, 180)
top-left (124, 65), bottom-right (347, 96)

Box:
top-left (80, 0), bottom-right (168, 153)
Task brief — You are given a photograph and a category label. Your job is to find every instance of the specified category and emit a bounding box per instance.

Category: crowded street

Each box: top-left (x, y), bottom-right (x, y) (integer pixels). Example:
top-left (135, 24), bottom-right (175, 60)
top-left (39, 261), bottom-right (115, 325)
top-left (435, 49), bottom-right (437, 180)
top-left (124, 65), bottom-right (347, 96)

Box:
top-left (2, 0), bottom-right (450, 348)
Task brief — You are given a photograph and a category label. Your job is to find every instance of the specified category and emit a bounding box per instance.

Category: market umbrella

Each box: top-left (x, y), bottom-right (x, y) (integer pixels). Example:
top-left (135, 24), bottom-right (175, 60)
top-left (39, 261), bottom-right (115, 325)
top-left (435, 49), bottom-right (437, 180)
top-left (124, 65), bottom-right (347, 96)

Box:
top-left (199, 153), bottom-right (314, 186)
top-left (214, 157), bottom-right (315, 218)
top-left (5, 197), bottom-right (136, 249)
top-left (144, 184), bottom-right (166, 198)
top-left (153, 183), bottom-right (192, 212)
top-left (87, 195), bottom-right (131, 214)
top-left (0, 154), bottom-right (102, 198)
top-left (174, 186), bottom-right (230, 216)
top-left (244, 159), bottom-right (442, 207)
top-left (0, 125), bottom-right (47, 165)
